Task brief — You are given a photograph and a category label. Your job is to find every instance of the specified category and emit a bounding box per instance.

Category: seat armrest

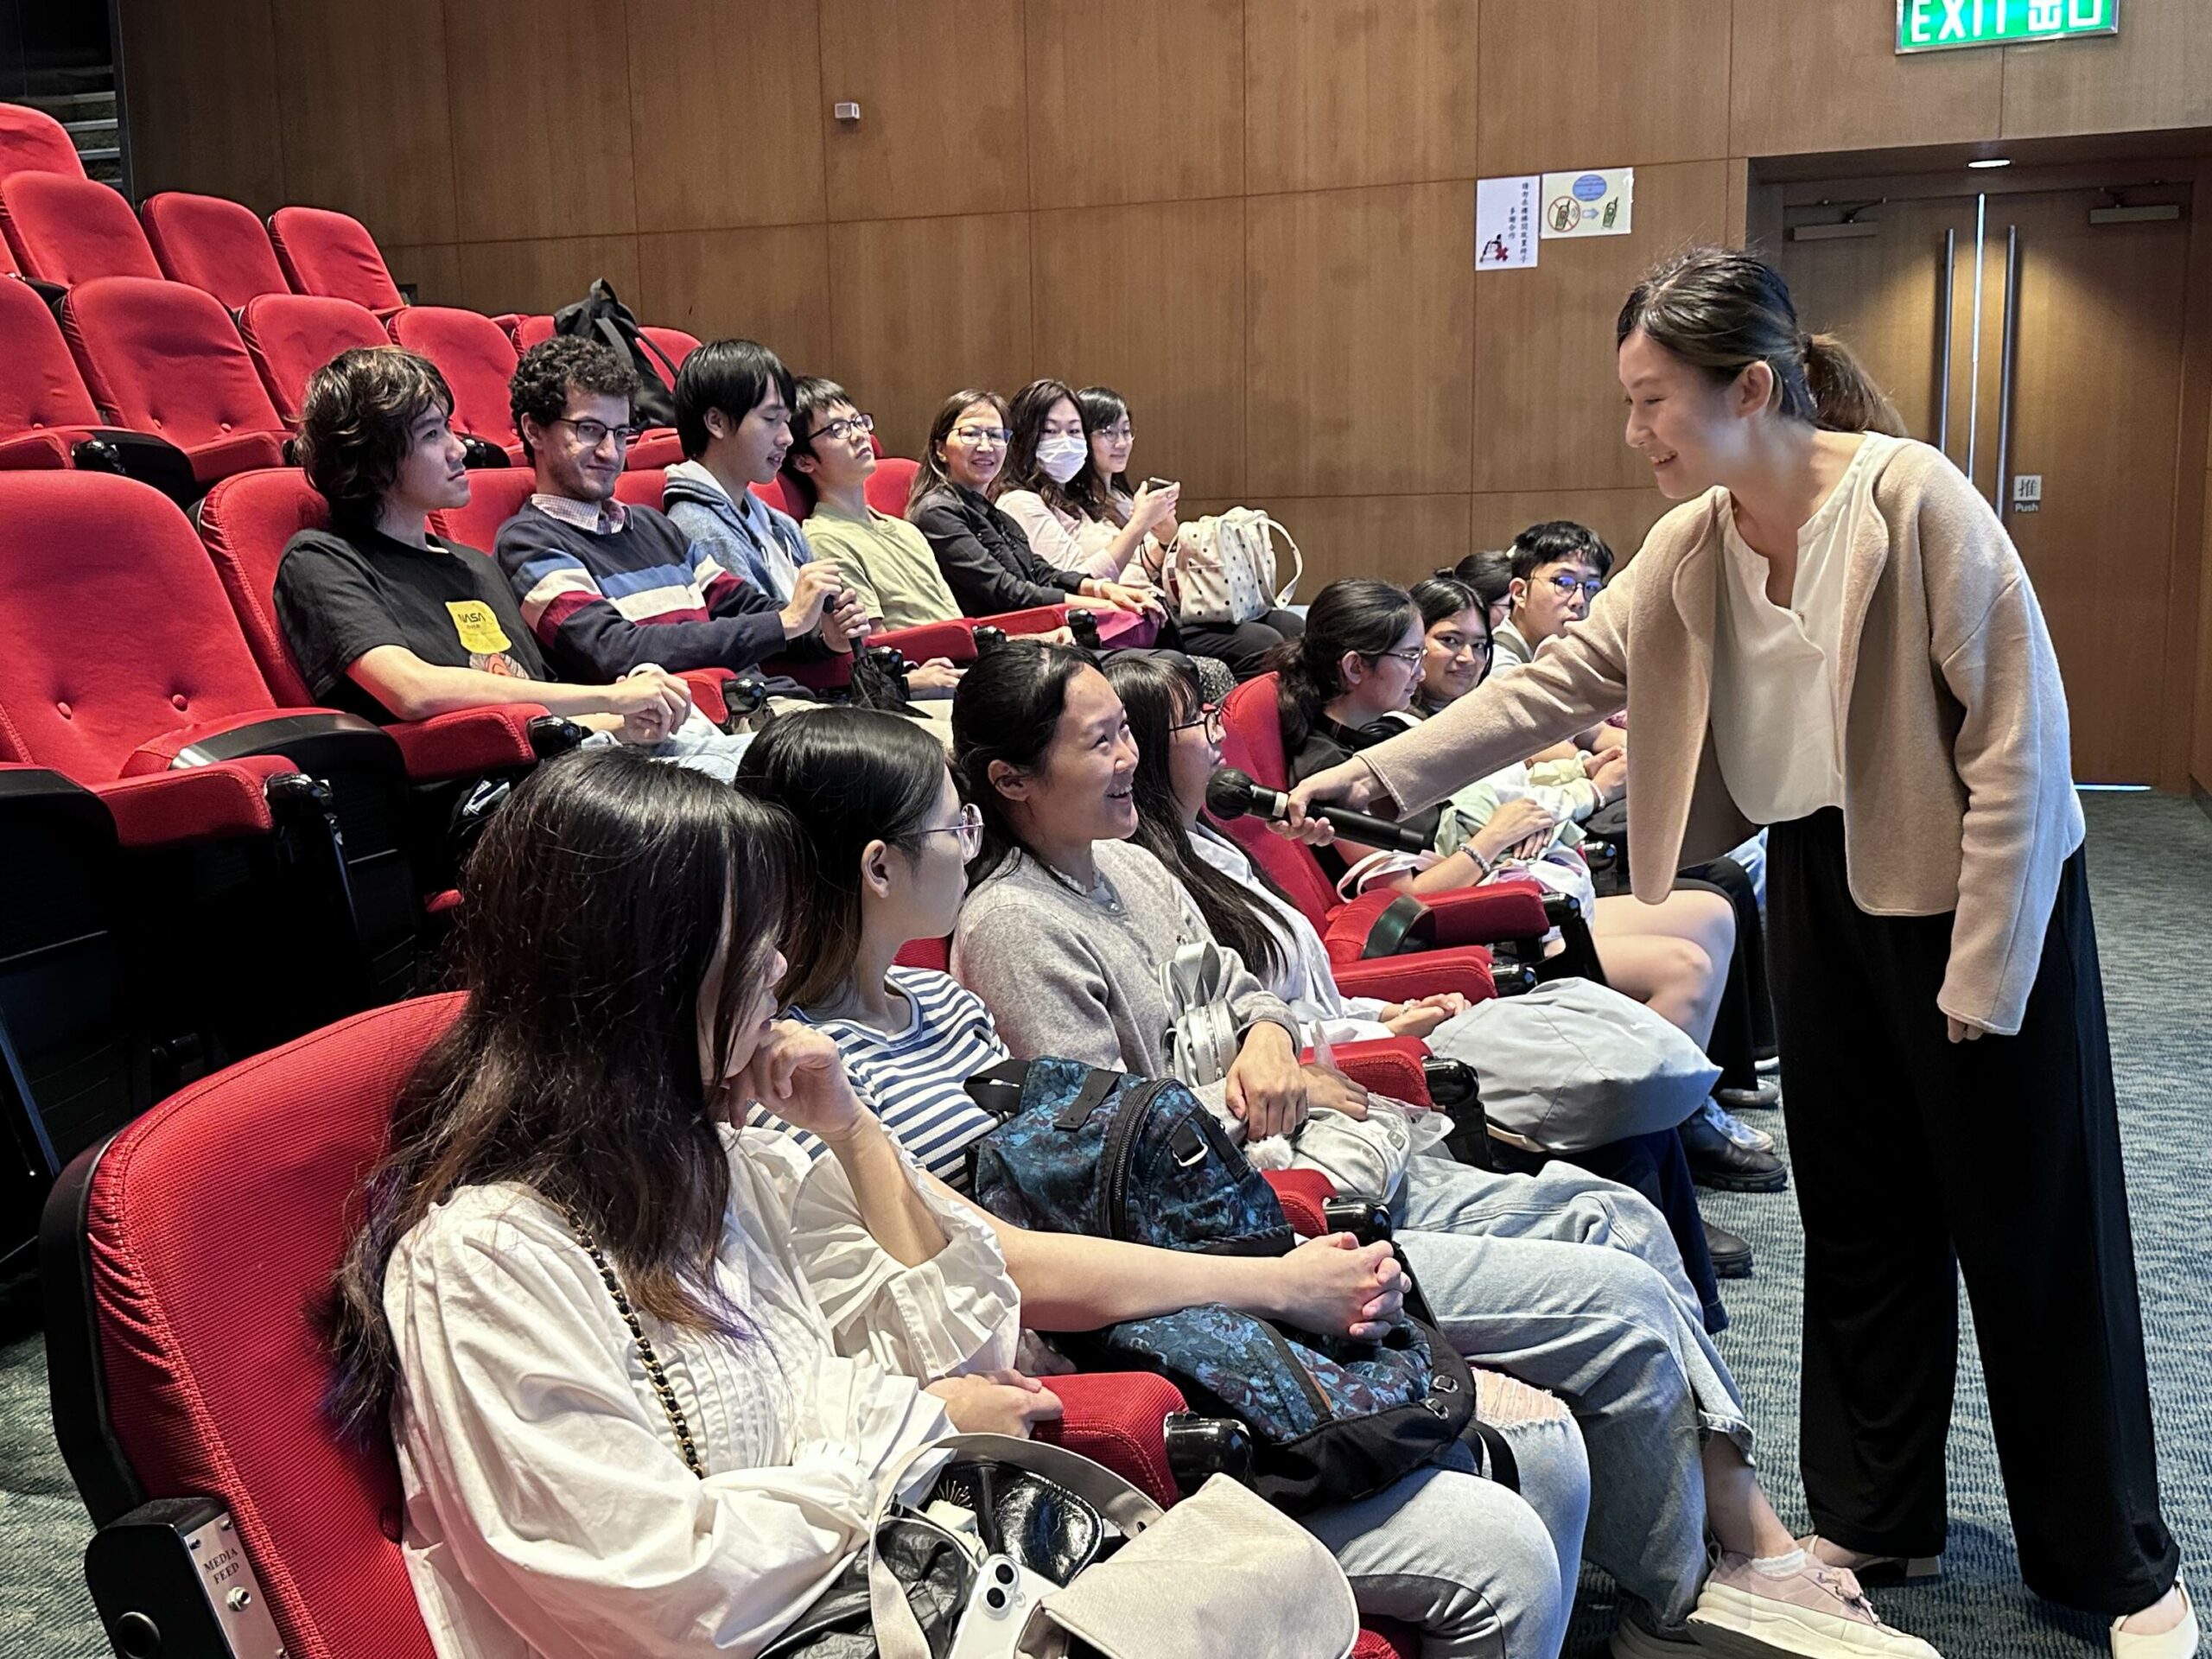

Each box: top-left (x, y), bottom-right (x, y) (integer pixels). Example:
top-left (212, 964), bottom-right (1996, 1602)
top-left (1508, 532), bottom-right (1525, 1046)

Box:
top-left (0, 429), bottom-right (73, 468)
top-left (92, 757), bottom-right (297, 848)
top-left (1421, 880), bottom-right (1551, 945)
top-left (1332, 948), bottom-right (1496, 1006)
top-left (1317, 1037), bottom-right (1433, 1107)
top-left (676, 668), bottom-right (734, 728)
top-left (1262, 1168), bottom-right (1338, 1236)
top-left (119, 710), bottom-right (402, 779)
top-left (179, 429), bottom-right (289, 486)
top-left (382, 705), bottom-right (550, 779)
top-left (870, 620), bottom-right (981, 665)
top-left (1035, 1371), bottom-right (1190, 1508)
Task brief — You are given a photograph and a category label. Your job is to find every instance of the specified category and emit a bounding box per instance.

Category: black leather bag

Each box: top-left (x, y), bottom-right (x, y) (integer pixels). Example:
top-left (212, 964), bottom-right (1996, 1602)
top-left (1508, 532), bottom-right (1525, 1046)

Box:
top-left (552, 277), bottom-right (680, 428)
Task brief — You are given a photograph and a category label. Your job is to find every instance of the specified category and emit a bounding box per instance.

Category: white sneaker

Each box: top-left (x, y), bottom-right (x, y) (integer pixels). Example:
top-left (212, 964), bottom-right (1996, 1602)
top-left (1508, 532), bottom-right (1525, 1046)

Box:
top-left (1689, 1551), bottom-right (1942, 1658)
top-left (2111, 1579), bottom-right (2198, 1659)
top-left (1700, 1097), bottom-right (1776, 1154)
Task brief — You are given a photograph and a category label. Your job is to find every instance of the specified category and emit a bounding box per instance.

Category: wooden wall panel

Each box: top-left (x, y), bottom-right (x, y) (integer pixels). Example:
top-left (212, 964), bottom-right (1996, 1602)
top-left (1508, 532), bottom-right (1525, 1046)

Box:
top-left (2197, 471), bottom-right (2212, 791)
top-left (1026, 0), bottom-right (1243, 211)
top-left (443, 0), bottom-right (638, 242)
top-left (385, 243), bottom-right (465, 307)
top-left (1031, 200), bottom-right (1245, 499)
top-left (826, 213), bottom-right (1033, 461)
top-left (1729, 0), bottom-right (2004, 158)
top-left (635, 225), bottom-right (836, 374)
top-left (626, 0), bottom-right (825, 233)
top-left (1229, 494), bottom-right (1475, 591)
top-left (118, 0), bottom-right (284, 208)
top-left (1472, 160), bottom-right (1732, 494)
top-left (270, 0), bottom-right (457, 246)
top-left (1244, 0), bottom-right (1478, 195)
top-left (1247, 182), bottom-right (1473, 498)
top-left (454, 236), bottom-right (641, 319)
top-left (817, 0), bottom-right (1028, 222)
top-left (1470, 489), bottom-right (1674, 571)
top-left (1477, 1), bottom-right (1732, 178)
top-left (2001, 11), bottom-right (2212, 141)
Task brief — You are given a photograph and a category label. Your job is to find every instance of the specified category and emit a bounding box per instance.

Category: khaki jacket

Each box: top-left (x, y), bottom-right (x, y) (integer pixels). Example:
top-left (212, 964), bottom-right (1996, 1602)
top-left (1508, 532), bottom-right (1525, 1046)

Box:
top-left (1360, 440), bottom-right (2083, 1035)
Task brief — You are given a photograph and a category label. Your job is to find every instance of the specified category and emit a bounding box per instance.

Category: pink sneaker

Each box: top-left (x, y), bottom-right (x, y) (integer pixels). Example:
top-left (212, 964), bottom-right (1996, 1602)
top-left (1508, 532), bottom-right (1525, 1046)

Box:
top-left (1688, 1551), bottom-right (1943, 1659)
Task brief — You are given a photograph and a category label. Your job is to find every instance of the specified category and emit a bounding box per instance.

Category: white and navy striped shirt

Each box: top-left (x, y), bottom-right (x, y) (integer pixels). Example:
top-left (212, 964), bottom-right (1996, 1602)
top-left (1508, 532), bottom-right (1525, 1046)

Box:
top-left (751, 967), bottom-right (1009, 1192)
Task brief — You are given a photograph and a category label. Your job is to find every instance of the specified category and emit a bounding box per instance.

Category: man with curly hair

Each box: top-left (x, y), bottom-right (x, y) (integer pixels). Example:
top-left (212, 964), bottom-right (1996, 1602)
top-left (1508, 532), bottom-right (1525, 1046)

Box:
top-left (494, 336), bottom-right (866, 683)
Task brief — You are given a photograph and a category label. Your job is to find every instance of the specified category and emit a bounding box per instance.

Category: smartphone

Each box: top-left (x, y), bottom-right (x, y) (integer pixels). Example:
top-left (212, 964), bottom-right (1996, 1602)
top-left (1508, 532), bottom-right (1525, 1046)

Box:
top-left (1143, 476), bottom-right (1177, 493)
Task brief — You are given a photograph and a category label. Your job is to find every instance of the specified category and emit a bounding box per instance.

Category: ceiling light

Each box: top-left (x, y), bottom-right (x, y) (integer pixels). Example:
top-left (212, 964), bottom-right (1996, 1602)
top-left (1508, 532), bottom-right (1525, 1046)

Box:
top-left (1968, 157), bottom-right (2012, 169)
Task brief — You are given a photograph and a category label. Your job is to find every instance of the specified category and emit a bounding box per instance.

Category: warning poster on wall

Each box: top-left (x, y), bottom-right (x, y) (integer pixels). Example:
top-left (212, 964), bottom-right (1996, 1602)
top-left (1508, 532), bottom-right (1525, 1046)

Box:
top-left (1539, 168), bottom-right (1635, 239)
top-left (1476, 175), bottom-right (1540, 270)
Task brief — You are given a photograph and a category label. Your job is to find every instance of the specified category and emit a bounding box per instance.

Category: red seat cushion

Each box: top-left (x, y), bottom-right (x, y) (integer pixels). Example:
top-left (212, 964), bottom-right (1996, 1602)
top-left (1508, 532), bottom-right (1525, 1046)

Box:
top-left (638, 325), bottom-right (701, 391)
top-left (1217, 673), bottom-right (1353, 934)
top-left (864, 456), bottom-right (920, 518)
top-left (508, 312), bottom-right (556, 351)
top-left (0, 471), bottom-right (283, 780)
top-left (429, 467), bottom-right (533, 555)
top-left (0, 172), bottom-right (162, 287)
top-left (0, 101), bottom-right (86, 180)
top-left (236, 294), bottom-right (391, 428)
top-left (894, 936), bottom-right (951, 973)
top-left (139, 191), bottom-right (290, 311)
top-left (0, 271), bottom-right (105, 448)
top-left (612, 467), bottom-right (664, 512)
top-left (194, 467), bottom-right (334, 705)
top-left (387, 306), bottom-right (523, 462)
top-left (60, 276), bottom-right (289, 483)
top-left (85, 994), bottom-right (462, 1659)
top-left (268, 205), bottom-right (404, 315)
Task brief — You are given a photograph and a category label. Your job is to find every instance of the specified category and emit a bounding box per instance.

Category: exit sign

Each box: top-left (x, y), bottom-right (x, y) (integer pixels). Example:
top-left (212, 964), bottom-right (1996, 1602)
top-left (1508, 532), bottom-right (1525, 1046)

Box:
top-left (1897, 0), bottom-right (2118, 53)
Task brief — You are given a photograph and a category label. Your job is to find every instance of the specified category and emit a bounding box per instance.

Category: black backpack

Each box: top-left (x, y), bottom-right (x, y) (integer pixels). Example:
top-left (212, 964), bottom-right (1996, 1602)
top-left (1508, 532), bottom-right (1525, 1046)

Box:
top-left (966, 1057), bottom-right (1511, 1514)
top-left (553, 278), bottom-right (679, 428)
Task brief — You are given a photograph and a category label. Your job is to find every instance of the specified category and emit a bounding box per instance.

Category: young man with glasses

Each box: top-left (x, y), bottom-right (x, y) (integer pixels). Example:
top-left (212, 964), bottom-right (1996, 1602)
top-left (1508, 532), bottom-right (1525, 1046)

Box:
top-left (1495, 520), bottom-right (1613, 672)
top-left (495, 337), bottom-right (866, 684)
top-left (661, 337), bottom-right (817, 605)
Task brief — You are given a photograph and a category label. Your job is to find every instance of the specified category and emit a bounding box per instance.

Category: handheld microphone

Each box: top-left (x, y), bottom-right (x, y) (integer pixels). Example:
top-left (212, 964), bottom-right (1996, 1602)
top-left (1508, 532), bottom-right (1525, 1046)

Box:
top-left (1205, 766), bottom-right (1427, 855)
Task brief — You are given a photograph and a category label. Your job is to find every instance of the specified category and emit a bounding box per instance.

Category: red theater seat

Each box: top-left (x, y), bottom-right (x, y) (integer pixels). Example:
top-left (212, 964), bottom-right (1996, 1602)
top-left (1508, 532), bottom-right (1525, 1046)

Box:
top-left (60, 276), bottom-right (289, 485)
top-left (0, 170), bottom-right (162, 287)
top-left (237, 293), bottom-right (391, 428)
top-left (0, 100), bottom-right (86, 179)
top-left (139, 190), bottom-right (291, 310)
top-left (0, 274), bottom-right (116, 469)
top-left (639, 323), bottom-right (701, 389)
top-left (865, 454), bottom-right (921, 518)
top-left (268, 205), bottom-right (404, 315)
top-left (428, 463), bottom-right (532, 552)
top-left (387, 304), bottom-right (524, 465)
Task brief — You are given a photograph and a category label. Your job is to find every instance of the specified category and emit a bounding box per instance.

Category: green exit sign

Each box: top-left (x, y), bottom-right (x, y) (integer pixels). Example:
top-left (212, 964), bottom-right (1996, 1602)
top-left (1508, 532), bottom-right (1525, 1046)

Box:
top-left (1897, 0), bottom-right (2118, 52)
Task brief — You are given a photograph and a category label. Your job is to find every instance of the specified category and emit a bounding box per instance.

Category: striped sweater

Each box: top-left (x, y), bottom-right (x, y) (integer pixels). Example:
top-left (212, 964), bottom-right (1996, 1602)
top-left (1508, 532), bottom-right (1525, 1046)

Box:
top-left (749, 966), bottom-right (1009, 1192)
top-left (493, 499), bottom-right (802, 679)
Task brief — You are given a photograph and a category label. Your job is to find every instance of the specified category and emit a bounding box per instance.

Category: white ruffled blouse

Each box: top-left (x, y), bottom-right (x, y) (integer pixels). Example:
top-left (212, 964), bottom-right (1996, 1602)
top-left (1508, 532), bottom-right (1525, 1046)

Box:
top-left (385, 1124), bottom-right (1020, 1659)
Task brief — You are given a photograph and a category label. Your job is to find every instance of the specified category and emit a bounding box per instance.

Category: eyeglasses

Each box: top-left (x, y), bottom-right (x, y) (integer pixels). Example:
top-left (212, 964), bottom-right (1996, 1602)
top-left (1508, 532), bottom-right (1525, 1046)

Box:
top-left (815, 412), bottom-right (875, 444)
top-left (552, 416), bottom-right (640, 449)
top-left (1097, 423), bottom-right (1133, 441)
top-left (1370, 647), bottom-right (1425, 668)
top-left (1543, 574), bottom-right (1605, 601)
top-left (914, 802), bottom-right (984, 858)
top-left (1170, 702), bottom-right (1225, 742)
top-left (952, 425), bottom-right (1012, 447)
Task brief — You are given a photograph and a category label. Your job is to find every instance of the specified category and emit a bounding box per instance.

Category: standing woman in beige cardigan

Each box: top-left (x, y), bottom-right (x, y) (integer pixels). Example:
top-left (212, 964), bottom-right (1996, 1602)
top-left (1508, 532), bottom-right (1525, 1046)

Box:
top-left (1289, 247), bottom-right (2190, 1659)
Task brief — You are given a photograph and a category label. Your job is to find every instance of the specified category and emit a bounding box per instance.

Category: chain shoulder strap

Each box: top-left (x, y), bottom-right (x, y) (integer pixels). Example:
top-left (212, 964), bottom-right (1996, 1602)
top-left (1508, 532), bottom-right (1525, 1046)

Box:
top-left (562, 1205), bottom-right (707, 1480)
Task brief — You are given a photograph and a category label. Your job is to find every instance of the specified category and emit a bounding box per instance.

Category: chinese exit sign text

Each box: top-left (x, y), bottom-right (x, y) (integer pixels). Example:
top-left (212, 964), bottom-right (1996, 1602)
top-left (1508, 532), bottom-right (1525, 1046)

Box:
top-left (1897, 0), bottom-right (2117, 53)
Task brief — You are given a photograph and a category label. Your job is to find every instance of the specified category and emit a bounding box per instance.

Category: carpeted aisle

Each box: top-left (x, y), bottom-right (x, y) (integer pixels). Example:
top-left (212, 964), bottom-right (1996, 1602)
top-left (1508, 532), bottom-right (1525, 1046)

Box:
top-left (2, 791), bottom-right (2206, 1659)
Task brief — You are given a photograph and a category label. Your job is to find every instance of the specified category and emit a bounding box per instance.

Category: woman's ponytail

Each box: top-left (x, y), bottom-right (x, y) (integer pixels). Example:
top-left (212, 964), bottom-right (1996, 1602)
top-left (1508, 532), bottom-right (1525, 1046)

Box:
top-left (1269, 579), bottom-right (1420, 754)
top-left (1802, 332), bottom-right (1907, 437)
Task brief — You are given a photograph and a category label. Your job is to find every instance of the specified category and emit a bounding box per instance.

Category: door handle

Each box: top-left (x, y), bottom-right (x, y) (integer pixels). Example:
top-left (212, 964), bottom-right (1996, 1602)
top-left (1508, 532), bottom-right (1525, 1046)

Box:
top-left (1936, 227), bottom-right (1956, 454)
top-left (1994, 224), bottom-right (2020, 520)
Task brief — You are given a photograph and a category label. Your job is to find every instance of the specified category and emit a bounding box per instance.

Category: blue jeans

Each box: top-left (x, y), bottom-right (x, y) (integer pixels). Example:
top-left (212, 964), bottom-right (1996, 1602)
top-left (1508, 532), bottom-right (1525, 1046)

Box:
top-left (1391, 1153), bottom-right (1752, 1626)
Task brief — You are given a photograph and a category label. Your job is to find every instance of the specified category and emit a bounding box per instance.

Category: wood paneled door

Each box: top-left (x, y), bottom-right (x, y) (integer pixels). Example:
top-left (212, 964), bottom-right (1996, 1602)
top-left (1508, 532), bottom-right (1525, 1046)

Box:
top-left (1778, 175), bottom-right (2196, 785)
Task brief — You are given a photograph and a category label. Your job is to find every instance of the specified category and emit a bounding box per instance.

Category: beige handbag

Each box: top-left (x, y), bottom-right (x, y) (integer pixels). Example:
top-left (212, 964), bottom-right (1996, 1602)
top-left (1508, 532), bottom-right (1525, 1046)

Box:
top-left (866, 1432), bottom-right (1358, 1659)
top-left (1164, 507), bottom-right (1303, 625)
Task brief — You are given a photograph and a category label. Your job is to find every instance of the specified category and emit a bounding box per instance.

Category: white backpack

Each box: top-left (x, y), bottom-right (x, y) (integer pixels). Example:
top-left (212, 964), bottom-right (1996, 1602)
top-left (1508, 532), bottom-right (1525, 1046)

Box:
top-left (1162, 508), bottom-right (1303, 626)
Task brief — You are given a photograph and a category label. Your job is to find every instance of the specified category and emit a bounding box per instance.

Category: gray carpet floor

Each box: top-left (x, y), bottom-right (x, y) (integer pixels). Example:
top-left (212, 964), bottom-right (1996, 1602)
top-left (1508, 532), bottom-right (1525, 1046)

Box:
top-left (2, 791), bottom-right (2206, 1657)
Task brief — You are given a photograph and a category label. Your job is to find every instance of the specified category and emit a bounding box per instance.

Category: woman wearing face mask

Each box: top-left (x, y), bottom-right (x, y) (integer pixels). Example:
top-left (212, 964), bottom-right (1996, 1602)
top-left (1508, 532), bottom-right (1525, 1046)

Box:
top-left (1289, 246), bottom-right (2191, 1659)
top-left (736, 706), bottom-right (1586, 1659)
top-left (951, 641), bottom-right (1939, 1659)
top-left (325, 748), bottom-right (1060, 1659)
top-left (906, 388), bottom-right (1163, 632)
top-left (995, 378), bottom-right (1174, 589)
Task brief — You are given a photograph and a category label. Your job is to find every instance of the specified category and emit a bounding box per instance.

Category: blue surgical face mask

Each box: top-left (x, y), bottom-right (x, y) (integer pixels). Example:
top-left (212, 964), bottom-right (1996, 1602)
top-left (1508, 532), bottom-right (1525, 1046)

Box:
top-left (1036, 435), bottom-right (1086, 484)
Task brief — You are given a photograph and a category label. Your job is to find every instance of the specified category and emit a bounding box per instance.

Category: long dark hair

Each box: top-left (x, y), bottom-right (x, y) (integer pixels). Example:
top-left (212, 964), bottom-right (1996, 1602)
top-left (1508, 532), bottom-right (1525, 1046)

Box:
top-left (1618, 246), bottom-right (1906, 438)
top-left (1268, 578), bottom-right (1420, 753)
top-left (326, 748), bottom-right (797, 1444)
top-left (736, 709), bottom-right (951, 1008)
top-left (1000, 377), bottom-right (1090, 515)
top-left (1102, 652), bottom-right (1289, 982)
top-left (950, 639), bottom-right (1099, 889)
top-left (1075, 386), bottom-right (1131, 521)
top-left (907, 388), bottom-right (1008, 517)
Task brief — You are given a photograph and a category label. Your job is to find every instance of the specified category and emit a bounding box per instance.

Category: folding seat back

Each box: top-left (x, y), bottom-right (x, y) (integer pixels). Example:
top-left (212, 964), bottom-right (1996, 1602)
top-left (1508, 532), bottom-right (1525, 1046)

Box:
top-left (194, 468), bottom-right (338, 706)
top-left (865, 455), bottom-right (921, 518)
top-left (0, 273), bottom-right (105, 461)
top-left (639, 324), bottom-right (701, 390)
top-left (139, 190), bottom-right (290, 310)
top-left (1218, 672), bottom-right (1354, 932)
top-left (268, 205), bottom-right (404, 315)
top-left (60, 276), bottom-right (289, 484)
top-left (0, 171), bottom-right (162, 287)
top-left (613, 467), bottom-right (664, 512)
top-left (387, 306), bottom-right (522, 463)
top-left (43, 995), bottom-right (463, 1659)
top-left (505, 311), bottom-right (555, 351)
top-left (0, 473), bottom-right (291, 782)
top-left (237, 293), bottom-right (390, 427)
top-left (429, 465), bottom-right (533, 553)
top-left (0, 100), bottom-right (86, 179)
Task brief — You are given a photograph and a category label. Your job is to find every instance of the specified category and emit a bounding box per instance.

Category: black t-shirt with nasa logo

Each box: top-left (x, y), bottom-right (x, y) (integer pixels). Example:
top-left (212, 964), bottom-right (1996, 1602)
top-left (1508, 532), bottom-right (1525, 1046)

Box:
top-left (274, 525), bottom-right (556, 724)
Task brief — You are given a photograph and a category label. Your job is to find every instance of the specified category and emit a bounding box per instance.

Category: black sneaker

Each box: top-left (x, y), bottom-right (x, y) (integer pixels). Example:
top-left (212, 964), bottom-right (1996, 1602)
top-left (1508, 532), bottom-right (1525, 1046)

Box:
top-left (1680, 1109), bottom-right (1788, 1192)
top-left (1704, 1218), bottom-right (1754, 1278)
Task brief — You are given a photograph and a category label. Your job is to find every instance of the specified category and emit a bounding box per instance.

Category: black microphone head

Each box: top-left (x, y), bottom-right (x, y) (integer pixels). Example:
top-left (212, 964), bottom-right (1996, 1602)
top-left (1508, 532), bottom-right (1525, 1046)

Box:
top-left (1205, 766), bottom-right (1258, 819)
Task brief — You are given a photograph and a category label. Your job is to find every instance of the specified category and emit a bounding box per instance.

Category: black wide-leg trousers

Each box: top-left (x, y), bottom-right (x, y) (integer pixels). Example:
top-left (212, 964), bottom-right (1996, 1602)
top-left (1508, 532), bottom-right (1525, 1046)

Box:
top-left (1765, 809), bottom-right (2177, 1617)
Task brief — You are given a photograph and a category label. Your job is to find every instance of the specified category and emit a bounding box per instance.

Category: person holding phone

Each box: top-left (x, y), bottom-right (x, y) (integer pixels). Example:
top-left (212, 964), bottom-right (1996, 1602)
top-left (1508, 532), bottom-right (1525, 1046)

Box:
top-left (1286, 246), bottom-right (2191, 1659)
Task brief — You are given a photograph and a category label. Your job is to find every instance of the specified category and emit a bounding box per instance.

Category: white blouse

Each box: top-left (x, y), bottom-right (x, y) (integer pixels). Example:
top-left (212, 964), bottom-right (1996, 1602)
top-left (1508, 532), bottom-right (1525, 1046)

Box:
top-left (385, 1125), bottom-right (1020, 1659)
top-left (995, 489), bottom-right (1156, 587)
top-left (1708, 431), bottom-right (1901, 825)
